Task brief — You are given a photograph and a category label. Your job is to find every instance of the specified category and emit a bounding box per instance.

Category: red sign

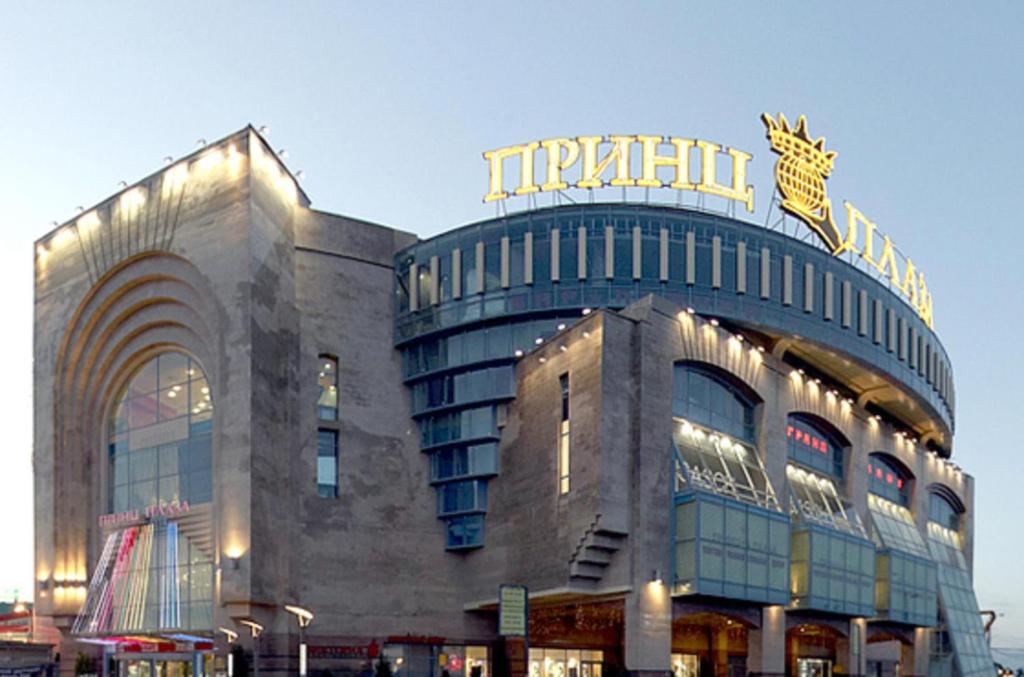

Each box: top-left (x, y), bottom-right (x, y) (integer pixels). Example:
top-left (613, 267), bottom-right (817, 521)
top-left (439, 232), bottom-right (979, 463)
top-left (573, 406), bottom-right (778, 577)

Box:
top-left (787, 425), bottom-right (831, 454)
top-left (309, 641), bottom-right (380, 660)
top-left (99, 501), bottom-right (191, 527)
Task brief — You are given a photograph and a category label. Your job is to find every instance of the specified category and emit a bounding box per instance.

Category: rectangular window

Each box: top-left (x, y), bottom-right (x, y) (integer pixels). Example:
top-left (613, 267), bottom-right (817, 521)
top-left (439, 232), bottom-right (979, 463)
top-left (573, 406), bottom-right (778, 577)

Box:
top-left (318, 356), bottom-right (338, 421)
top-left (558, 373), bottom-right (570, 494)
top-left (317, 429), bottom-right (338, 498)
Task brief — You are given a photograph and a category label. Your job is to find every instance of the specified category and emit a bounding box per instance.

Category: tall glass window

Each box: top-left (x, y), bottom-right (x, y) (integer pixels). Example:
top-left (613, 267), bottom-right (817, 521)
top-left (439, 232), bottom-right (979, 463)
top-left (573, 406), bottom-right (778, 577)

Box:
top-left (867, 453), bottom-right (911, 507)
top-left (317, 429), bottom-right (339, 498)
top-left (318, 355), bottom-right (338, 421)
top-left (929, 491), bottom-right (961, 532)
top-left (672, 363), bottom-right (755, 443)
top-left (786, 413), bottom-right (844, 479)
top-left (558, 373), bottom-right (570, 494)
top-left (108, 352), bottom-right (212, 512)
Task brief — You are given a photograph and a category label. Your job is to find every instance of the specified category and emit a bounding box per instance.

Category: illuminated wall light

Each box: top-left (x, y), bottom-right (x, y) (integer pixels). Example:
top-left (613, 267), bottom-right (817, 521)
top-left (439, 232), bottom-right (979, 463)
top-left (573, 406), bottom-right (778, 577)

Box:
top-left (709, 318), bottom-right (719, 327)
top-left (77, 211), bottom-right (101, 232)
top-left (789, 370), bottom-right (802, 383)
top-left (534, 337), bottom-right (544, 345)
top-left (582, 331), bottom-right (590, 338)
top-left (734, 334), bottom-right (744, 342)
top-left (163, 156), bottom-right (174, 166)
top-left (557, 323), bottom-right (566, 331)
top-left (196, 138), bottom-right (207, 148)
top-left (559, 345), bottom-right (568, 352)
top-left (539, 357), bottom-right (547, 363)
top-left (757, 346), bottom-right (765, 353)
top-left (686, 307), bottom-right (696, 315)
top-left (514, 349), bottom-right (524, 358)
top-left (582, 307), bottom-right (592, 315)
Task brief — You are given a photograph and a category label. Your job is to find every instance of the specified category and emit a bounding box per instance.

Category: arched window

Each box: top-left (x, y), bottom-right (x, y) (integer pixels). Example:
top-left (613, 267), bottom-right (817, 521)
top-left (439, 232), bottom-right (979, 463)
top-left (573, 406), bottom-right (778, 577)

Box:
top-left (786, 413), bottom-right (845, 479)
top-left (929, 489), bottom-right (962, 532)
top-left (867, 453), bottom-right (912, 507)
top-left (108, 352), bottom-right (212, 512)
top-left (318, 355), bottom-right (338, 421)
top-left (672, 363), bottom-right (756, 444)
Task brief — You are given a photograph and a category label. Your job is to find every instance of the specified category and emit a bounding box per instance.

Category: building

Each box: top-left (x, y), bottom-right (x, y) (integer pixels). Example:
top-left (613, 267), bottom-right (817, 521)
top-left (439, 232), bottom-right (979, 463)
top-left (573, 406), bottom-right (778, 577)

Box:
top-left (33, 124), bottom-right (993, 677)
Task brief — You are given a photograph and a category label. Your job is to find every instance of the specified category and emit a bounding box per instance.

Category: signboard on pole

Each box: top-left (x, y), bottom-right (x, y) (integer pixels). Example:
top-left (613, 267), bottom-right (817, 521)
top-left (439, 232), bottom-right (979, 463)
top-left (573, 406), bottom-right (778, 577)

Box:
top-left (498, 585), bottom-right (527, 637)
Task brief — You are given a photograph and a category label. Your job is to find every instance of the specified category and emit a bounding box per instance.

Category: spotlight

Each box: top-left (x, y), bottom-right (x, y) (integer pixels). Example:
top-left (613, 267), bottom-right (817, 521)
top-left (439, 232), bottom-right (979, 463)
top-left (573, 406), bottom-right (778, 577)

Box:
top-left (278, 149), bottom-right (289, 159)
top-left (163, 156), bottom-right (174, 166)
top-left (196, 138), bottom-right (207, 148)
top-left (259, 125), bottom-right (271, 135)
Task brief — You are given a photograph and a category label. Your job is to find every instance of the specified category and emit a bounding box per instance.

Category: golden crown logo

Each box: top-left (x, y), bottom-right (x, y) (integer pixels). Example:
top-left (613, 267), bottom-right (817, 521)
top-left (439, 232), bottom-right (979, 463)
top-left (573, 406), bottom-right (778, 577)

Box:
top-left (762, 113), bottom-right (843, 252)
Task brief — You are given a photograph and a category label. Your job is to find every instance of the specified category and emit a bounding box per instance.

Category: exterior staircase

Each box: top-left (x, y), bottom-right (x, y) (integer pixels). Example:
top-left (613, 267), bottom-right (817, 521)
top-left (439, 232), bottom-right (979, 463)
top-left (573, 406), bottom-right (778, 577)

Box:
top-left (568, 516), bottom-right (626, 587)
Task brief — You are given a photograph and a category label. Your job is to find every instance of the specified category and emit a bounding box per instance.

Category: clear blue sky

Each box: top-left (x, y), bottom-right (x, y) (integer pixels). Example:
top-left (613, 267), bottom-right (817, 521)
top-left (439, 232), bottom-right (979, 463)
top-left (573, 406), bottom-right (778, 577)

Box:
top-left (2, 0), bottom-right (1022, 649)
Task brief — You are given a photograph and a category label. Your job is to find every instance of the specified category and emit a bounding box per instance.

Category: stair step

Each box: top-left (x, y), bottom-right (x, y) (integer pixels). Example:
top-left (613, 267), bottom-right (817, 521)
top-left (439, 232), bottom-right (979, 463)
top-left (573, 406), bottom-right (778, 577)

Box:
top-left (587, 532), bottom-right (625, 551)
top-left (577, 547), bottom-right (613, 565)
top-left (569, 561), bottom-right (605, 580)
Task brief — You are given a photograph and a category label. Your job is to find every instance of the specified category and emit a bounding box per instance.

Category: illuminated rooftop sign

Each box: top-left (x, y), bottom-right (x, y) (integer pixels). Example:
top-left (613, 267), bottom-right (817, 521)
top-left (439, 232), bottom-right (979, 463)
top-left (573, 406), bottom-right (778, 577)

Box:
top-left (762, 113), bottom-right (933, 328)
top-left (482, 135), bottom-right (755, 211)
top-left (481, 116), bottom-right (935, 329)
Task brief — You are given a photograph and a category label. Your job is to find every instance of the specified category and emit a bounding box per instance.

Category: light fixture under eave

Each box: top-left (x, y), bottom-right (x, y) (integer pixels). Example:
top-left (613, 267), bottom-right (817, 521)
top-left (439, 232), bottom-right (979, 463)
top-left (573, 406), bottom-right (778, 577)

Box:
top-left (284, 604), bottom-right (315, 626)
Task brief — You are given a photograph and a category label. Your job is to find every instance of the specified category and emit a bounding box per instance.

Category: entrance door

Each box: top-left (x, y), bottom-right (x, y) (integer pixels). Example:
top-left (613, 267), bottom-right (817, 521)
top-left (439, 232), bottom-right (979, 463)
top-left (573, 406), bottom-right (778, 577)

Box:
top-left (796, 658), bottom-right (832, 677)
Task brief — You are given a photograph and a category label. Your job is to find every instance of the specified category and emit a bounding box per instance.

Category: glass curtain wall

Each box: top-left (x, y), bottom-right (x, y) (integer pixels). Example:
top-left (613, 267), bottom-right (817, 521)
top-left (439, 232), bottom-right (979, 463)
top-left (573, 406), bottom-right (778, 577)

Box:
top-left (927, 493), bottom-right (993, 676)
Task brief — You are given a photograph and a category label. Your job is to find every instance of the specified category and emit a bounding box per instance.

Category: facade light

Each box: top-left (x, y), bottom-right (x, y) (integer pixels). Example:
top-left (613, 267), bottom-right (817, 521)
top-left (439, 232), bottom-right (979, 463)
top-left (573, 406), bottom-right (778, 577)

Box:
top-left (534, 337), bottom-right (543, 345)
top-left (557, 323), bottom-right (566, 331)
top-left (197, 139), bottom-right (207, 148)
top-left (163, 156), bottom-right (174, 166)
top-left (582, 307), bottom-right (592, 315)
top-left (709, 318), bottom-right (719, 327)
top-left (514, 350), bottom-right (524, 358)
top-left (686, 307), bottom-right (696, 315)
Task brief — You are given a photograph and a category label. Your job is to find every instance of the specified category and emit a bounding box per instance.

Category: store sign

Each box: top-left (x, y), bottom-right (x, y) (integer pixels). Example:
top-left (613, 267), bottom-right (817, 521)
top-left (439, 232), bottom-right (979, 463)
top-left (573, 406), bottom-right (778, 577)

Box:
top-left (309, 641), bottom-right (380, 660)
top-left (98, 500), bottom-right (191, 527)
top-left (483, 135), bottom-right (754, 212)
top-left (762, 113), bottom-right (934, 328)
top-left (498, 584), bottom-right (528, 637)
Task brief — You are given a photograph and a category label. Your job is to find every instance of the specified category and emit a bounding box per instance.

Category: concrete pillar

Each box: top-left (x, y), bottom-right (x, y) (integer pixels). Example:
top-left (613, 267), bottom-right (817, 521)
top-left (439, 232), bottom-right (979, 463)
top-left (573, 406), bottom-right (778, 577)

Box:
top-left (911, 627), bottom-right (931, 677)
top-left (746, 606), bottom-right (785, 677)
top-left (835, 619), bottom-right (868, 676)
top-left (623, 587), bottom-right (671, 677)
top-left (712, 626), bottom-right (729, 676)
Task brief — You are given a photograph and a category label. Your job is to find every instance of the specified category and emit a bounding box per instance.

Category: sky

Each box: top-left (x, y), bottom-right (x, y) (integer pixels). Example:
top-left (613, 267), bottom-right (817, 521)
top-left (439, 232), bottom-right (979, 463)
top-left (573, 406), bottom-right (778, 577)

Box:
top-left (1, 0), bottom-right (1023, 649)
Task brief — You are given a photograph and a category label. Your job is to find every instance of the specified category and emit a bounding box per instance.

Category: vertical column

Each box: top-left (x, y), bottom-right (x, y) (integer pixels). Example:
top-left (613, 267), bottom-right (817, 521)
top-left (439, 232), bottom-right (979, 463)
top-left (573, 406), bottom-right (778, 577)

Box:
top-left (605, 225), bottom-right (615, 279)
top-left (578, 225), bottom-right (587, 279)
top-left (659, 228), bottom-right (669, 282)
top-left (736, 241), bottom-right (747, 294)
top-left (782, 256), bottom-right (793, 306)
top-left (551, 228), bottom-right (561, 282)
top-left (834, 618), bottom-right (867, 677)
top-left (623, 589), bottom-right (671, 677)
top-left (803, 263), bottom-right (814, 313)
top-left (711, 236), bottom-right (722, 289)
top-left (912, 627), bottom-right (931, 676)
top-left (746, 606), bottom-right (785, 677)
top-left (632, 226), bottom-right (642, 280)
top-left (685, 231), bottom-right (696, 285)
top-left (475, 241), bottom-right (485, 294)
top-left (408, 263), bottom-right (419, 312)
top-left (760, 247), bottom-right (771, 299)
top-left (430, 255), bottom-right (440, 305)
top-left (524, 232), bottom-right (533, 285)
top-left (500, 237), bottom-right (510, 289)
top-left (452, 249), bottom-right (462, 299)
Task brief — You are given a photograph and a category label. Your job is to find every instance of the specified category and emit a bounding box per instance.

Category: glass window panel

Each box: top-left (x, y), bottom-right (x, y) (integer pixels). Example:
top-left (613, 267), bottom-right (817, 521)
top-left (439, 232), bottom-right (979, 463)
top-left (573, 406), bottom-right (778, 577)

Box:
top-left (127, 360), bottom-right (158, 398)
top-left (158, 476), bottom-right (180, 504)
top-left (158, 386), bottom-right (189, 421)
top-left (131, 448), bottom-right (157, 482)
top-left (318, 357), bottom-right (338, 421)
top-left (131, 479), bottom-right (157, 508)
top-left (158, 352), bottom-right (189, 389)
top-left (129, 394), bottom-right (158, 429)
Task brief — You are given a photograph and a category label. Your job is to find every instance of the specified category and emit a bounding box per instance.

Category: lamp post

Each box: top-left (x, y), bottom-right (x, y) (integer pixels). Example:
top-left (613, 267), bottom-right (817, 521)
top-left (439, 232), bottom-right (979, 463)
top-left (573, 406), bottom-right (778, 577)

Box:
top-left (218, 628), bottom-right (238, 677)
top-left (284, 604), bottom-right (315, 677)
top-left (238, 619), bottom-right (264, 677)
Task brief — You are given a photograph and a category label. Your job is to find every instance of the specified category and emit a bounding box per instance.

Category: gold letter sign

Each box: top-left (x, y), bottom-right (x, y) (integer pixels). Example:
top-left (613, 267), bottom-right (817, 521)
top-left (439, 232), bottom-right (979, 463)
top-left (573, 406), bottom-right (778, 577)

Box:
top-left (483, 135), bottom-right (754, 212)
top-left (762, 113), bottom-right (934, 328)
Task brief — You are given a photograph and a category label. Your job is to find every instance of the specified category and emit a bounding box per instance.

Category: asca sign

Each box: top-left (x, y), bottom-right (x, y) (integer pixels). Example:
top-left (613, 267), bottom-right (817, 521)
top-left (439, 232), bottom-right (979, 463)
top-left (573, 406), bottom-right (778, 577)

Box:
top-left (482, 115), bottom-right (934, 328)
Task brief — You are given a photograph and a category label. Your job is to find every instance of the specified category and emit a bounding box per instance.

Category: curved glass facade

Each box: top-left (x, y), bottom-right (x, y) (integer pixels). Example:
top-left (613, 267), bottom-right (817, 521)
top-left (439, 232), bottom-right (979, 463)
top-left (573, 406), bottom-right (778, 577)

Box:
top-left (108, 352), bottom-right (213, 512)
top-left (395, 204), bottom-right (955, 549)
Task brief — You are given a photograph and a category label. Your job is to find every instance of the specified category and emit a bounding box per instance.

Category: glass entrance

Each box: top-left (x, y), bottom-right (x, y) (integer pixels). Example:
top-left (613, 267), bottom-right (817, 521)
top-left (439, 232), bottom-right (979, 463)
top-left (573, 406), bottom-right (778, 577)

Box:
top-left (796, 658), bottom-right (832, 677)
top-left (528, 649), bottom-right (603, 677)
top-left (671, 653), bottom-right (698, 677)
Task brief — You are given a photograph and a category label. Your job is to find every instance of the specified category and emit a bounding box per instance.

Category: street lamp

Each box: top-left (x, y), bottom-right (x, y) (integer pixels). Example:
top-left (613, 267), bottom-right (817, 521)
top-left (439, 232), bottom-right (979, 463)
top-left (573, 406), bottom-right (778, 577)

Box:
top-left (284, 604), bottom-right (315, 677)
top-left (237, 619), bottom-right (264, 677)
top-left (218, 626), bottom-right (237, 671)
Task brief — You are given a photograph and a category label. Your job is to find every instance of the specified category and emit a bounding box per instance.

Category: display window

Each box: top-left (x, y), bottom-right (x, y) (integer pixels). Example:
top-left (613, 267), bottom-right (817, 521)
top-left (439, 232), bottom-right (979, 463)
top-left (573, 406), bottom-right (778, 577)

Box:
top-left (528, 649), bottom-right (602, 677)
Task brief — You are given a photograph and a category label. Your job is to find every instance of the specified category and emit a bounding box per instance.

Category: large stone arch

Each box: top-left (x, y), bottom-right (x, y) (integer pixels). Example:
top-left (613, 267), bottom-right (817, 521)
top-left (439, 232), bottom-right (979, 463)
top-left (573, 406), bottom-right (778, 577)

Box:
top-left (49, 251), bottom-right (223, 590)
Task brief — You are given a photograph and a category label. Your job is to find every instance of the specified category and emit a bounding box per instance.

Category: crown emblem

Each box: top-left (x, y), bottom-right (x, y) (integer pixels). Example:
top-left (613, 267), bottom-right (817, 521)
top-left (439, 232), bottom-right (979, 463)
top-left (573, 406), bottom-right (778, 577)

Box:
top-left (762, 113), bottom-right (843, 252)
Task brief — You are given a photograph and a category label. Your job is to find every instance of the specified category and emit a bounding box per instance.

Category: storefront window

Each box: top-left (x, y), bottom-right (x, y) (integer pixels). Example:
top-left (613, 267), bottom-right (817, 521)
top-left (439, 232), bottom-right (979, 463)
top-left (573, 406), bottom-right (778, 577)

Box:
top-left (671, 653), bottom-right (698, 677)
top-left (108, 352), bottom-right (212, 512)
top-left (440, 646), bottom-right (489, 677)
top-left (528, 649), bottom-right (602, 677)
